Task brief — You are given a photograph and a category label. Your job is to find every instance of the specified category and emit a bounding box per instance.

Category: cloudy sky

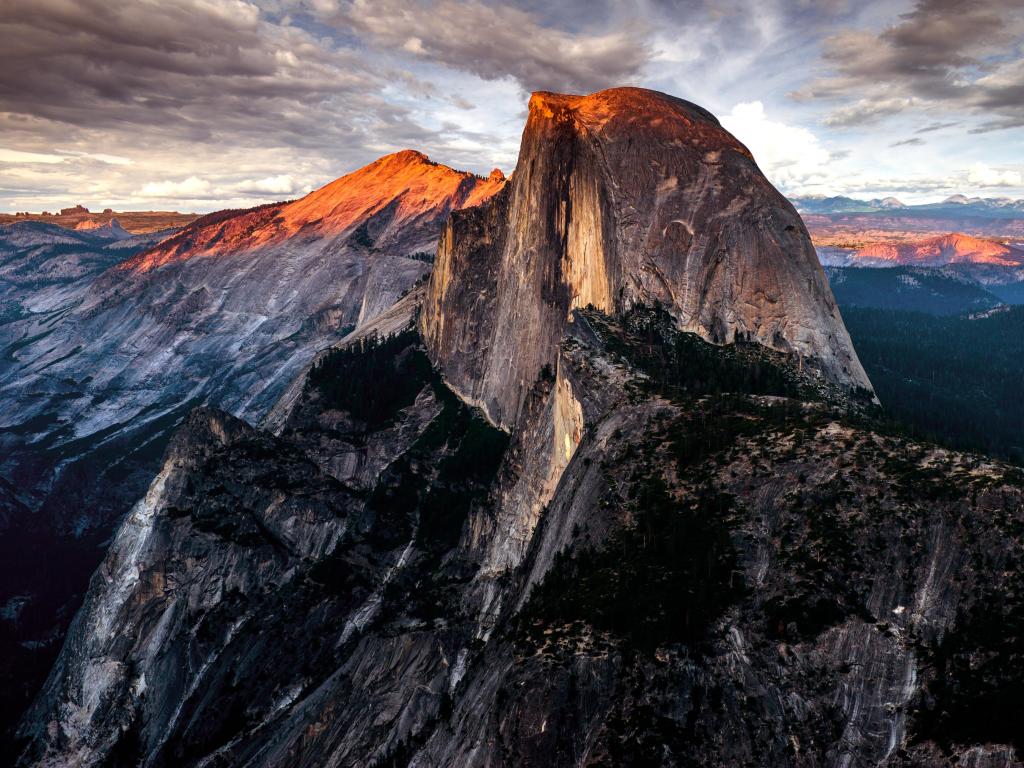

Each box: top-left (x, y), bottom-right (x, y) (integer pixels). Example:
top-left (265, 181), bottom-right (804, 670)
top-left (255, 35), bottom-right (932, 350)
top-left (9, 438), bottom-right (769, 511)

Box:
top-left (1, 0), bottom-right (1022, 212)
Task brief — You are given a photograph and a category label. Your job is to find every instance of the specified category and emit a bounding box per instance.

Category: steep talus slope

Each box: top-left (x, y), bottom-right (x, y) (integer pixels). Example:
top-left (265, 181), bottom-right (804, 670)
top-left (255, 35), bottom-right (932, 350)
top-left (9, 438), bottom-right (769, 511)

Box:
top-left (422, 87), bottom-right (869, 428)
top-left (0, 153), bottom-right (502, 750)
top-left (17, 310), bottom-right (1024, 768)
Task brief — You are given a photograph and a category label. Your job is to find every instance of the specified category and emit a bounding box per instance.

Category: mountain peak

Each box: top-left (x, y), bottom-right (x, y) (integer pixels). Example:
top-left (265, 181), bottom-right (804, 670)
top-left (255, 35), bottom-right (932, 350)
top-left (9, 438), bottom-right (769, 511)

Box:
top-left (423, 86), bottom-right (870, 427)
top-left (123, 151), bottom-right (505, 273)
top-left (878, 196), bottom-right (906, 208)
top-left (525, 87), bottom-right (746, 157)
top-left (73, 217), bottom-right (131, 240)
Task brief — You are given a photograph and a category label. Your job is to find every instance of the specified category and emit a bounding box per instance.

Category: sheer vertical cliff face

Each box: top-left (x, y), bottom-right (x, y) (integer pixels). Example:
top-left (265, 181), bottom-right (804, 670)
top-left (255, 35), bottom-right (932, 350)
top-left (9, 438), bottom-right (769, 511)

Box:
top-left (421, 87), bottom-right (870, 428)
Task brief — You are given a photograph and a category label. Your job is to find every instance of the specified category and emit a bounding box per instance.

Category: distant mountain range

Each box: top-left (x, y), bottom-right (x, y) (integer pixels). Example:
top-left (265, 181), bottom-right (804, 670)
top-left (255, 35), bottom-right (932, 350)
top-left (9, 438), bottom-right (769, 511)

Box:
top-left (819, 231), bottom-right (1024, 316)
top-left (0, 207), bottom-right (198, 234)
top-left (792, 194), bottom-right (1024, 219)
top-left (819, 232), bottom-right (1024, 290)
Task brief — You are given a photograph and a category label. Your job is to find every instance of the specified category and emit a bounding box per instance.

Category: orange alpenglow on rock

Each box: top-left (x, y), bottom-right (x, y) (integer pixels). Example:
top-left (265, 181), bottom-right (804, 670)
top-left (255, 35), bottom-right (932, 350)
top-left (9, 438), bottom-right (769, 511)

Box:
top-left (421, 87), bottom-right (872, 428)
top-left (855, 232), bottom-right (1024, 267)
top-left (122, 150), bottom-right (505, 273)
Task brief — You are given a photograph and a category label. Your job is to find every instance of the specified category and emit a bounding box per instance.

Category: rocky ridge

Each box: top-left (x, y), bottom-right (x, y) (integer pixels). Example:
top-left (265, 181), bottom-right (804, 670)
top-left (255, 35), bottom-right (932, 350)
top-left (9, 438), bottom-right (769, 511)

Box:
top-left (0, 152), bottom-right (502, 750)
top-left (17, 306), bottom-right (1024, 768)
top-left (854, 233), bottom-right (1024, 268)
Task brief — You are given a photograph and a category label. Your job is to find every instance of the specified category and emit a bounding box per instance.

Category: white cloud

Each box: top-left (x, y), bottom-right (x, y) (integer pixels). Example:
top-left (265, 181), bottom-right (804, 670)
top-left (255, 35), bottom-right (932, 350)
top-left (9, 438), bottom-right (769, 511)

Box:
top-left (236, 175), bottom-right (299, 195)
top-left (138, 176), bottom-right (212, 198)
top-left (55, 150), bottom-right (133, 166)
top-left (721, 101), bottom-right (831, 191)
top-left (0, 148), bottom-right (66, 164)
top-left (966, 162), bottom-right (1023, 187)
top-left (821, 98), bottom-right (915, 128)
top-left (330, 0), bottom-right (651, 93)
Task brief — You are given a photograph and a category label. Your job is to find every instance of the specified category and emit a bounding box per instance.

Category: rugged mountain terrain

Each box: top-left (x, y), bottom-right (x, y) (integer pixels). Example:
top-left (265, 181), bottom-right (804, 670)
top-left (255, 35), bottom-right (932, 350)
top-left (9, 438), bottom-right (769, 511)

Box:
top-left (71, 218), bottom-right (133, 240)
top-left (794, 195), bottom-right (1024, 247)
top-left (0, 152), bottom-right (502, 748)
top-left (18, 304), bottom-right (1024, 767)
top-left (18, 86), bottom-right (1024, 768)
top-left (1, 150), bottom-right (502, 537)
top-left (13, 86), bottom-right (1024, 768)
top-left (818, 234), bottom-right (1024, 307)
top-left (422, 87), bottom-right (869, 428)
top-left (824, 266), bottom-right (1004, 315)
top-left (793, 194), bottom-right (1024, 219)
top-left (852, 233), bottom-right (1024, 274)
top-left (0, 220), bottom-right (168, 314)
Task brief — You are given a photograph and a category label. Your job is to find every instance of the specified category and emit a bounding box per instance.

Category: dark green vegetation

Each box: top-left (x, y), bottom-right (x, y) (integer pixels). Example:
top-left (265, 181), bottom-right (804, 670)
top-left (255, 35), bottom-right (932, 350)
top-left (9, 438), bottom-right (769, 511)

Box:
top-left (521, 453), bottom-right (745, 652)
top-left (306, 330), bottom-right (509, 621)
top-left (308, 330), bottom-right (434, 428)
top-left (509, 309), bottom-right (1024, 763)
top-left (989, 280), bottom-right (1024, 305)
top-left (581, 304), bottom-right (872, 406)
top-left (825, 266), bottom-right (1002, 316)
top-left (842, 305), bottom-right (1024, 462)
top-left (18, 301), bottom-right (1024, 765)
top-left (914, 548), bottom-right (1024, 752)
top-left (518, 308), bottom-right (866, 655)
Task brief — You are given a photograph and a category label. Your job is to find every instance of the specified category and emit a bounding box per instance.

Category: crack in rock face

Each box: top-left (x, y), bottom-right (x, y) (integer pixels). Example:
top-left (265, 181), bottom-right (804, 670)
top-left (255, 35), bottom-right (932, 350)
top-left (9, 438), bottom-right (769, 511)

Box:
top-left (421, 87), bottom-right (871, 429)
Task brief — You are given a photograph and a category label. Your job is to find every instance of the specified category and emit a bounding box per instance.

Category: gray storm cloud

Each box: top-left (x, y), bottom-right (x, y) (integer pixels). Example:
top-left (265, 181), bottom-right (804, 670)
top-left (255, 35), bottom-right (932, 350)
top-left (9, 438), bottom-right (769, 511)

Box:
top-left (792, 0), bottom-right (1024, 131)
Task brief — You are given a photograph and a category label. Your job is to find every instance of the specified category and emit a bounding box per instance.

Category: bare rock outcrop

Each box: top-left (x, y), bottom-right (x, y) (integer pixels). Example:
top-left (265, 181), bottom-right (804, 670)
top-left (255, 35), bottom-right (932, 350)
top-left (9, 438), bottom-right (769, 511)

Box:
top-left (421, 87), bottom-right (870, 428)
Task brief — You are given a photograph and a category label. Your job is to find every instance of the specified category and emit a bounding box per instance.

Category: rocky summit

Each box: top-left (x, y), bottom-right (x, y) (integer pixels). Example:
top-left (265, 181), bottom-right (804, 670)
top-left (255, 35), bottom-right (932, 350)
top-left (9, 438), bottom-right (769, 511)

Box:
top-left (12, 88), bottom-right (1024, 768)
top-left (422, 87), bottom-right (869, 428)
top-left (0, 151), bottom-right (502, 750)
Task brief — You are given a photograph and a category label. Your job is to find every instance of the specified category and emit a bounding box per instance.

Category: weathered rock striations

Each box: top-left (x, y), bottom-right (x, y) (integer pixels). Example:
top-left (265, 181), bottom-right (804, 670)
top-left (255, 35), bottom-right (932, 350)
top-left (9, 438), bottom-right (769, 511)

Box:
top-left (17, 309), bottom-right (1024, 768)
top-left (0, 152), bottom-right (502, 749)
top-left (421, 87), bottom-right (870, 428)
top-left (23, 88), bottom-right (1024, 768)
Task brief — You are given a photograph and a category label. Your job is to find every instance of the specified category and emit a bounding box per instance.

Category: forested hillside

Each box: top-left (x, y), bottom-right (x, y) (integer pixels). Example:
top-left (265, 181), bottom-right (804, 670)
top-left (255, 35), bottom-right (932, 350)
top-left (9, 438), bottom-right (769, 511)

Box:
top-left (843, 306), bottom-right (1024, 461)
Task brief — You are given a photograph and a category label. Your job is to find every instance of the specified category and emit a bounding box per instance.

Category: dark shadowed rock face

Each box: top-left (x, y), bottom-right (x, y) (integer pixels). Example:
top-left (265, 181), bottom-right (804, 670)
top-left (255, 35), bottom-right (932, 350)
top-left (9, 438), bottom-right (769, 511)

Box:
top-left (16, 311), bottom-right (1024, 768)
top-left (421, 87), bottom-right (870, 428)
